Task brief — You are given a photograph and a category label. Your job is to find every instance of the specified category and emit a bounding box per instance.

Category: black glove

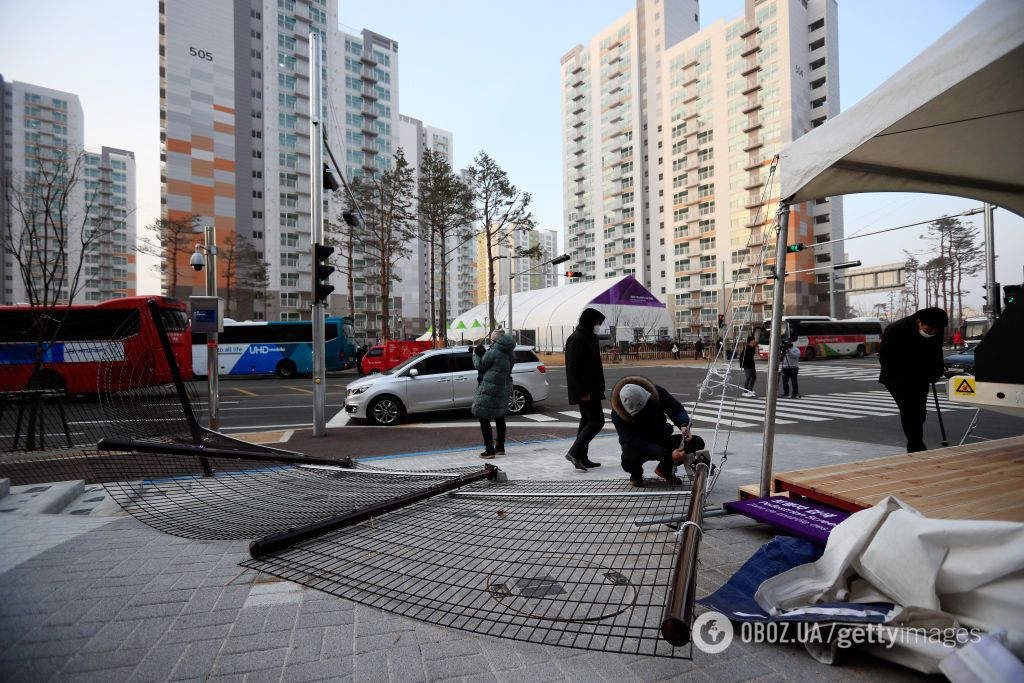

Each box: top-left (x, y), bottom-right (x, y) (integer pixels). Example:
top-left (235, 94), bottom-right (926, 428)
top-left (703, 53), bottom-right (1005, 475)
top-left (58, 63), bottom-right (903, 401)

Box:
top-left (474, 344), bottom-right (485, 358)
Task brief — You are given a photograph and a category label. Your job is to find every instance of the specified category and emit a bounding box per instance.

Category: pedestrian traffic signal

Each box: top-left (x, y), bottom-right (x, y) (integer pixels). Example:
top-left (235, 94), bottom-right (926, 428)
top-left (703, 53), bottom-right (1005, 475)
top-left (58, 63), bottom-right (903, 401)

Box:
top-left (1004, 283), bottom-right (1022, 307)
top-left (718, 314), bottom-right (725, 328)
top-left (565, 270), bottom-right (583, 278)
top-left (786, 243), bottom-right (805, 253)
top-left (314, 243), bottom-right (335, 304)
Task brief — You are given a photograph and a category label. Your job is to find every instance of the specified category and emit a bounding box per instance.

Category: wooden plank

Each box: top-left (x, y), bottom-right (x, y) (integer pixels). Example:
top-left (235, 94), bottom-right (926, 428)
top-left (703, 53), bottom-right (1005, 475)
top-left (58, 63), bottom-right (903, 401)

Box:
top-left (819, 458), bottom-right (1024, 501)
top-left (737, 484), bottom-right (788, 500)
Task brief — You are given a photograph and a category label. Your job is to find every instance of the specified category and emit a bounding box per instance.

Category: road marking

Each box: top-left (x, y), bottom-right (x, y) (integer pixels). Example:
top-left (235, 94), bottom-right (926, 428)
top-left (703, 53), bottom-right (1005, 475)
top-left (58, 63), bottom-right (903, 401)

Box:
top-left (326, 409), bottom-right (350, 428)
top-left (522, 414), bottom-right (559, 422)
top-left (559, 410), bottom-right (582, 419)
top-left (285, 386), bottom-right (313, 395)
top-left (688, 413), bottom-right (759, 428)
top-left (233, 387), bottom-right (259, 397)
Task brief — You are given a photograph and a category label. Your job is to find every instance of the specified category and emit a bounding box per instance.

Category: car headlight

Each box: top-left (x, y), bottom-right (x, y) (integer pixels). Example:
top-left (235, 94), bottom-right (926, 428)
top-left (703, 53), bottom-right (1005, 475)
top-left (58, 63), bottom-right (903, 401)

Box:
top-left (348, 386), bottom-right (369, 396)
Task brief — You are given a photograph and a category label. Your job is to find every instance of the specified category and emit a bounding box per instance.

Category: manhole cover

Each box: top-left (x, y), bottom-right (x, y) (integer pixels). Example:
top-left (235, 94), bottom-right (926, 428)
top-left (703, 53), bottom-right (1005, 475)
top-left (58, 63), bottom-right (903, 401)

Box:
top-left (487, 553), bottom-right (637, 623)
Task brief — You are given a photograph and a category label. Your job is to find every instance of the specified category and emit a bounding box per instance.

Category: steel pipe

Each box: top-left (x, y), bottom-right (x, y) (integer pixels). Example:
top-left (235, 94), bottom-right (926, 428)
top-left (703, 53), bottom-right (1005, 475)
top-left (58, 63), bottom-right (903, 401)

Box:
top-left (660, 457), bottom-right (710, 647)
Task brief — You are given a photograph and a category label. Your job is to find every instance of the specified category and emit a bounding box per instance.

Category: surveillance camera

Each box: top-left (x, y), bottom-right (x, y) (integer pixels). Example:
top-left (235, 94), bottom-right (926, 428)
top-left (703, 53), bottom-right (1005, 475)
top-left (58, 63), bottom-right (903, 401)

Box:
top-left (190, 248), bottom-right (205, 272)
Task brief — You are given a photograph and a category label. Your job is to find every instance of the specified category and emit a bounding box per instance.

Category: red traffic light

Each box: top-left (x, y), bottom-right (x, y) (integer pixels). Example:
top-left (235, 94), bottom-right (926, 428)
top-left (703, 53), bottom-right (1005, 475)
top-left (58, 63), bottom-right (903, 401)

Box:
top-left (565, 270), bottom-right (583, 278)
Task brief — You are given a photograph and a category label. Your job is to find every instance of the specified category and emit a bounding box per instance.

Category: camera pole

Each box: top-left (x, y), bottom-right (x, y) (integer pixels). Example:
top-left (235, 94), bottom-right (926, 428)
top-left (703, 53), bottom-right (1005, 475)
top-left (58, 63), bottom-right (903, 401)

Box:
top-left (204, 224), bottom-right (219, 431)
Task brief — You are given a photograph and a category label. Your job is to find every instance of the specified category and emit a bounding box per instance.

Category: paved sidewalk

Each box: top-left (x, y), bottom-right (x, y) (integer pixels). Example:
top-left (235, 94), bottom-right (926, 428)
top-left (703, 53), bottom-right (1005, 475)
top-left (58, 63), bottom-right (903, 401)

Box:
top-left (0, 432), bottom-right (931, 682)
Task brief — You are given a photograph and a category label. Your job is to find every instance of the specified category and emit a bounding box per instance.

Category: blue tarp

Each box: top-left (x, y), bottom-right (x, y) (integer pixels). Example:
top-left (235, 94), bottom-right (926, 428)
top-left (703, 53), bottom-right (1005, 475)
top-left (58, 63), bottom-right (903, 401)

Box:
top-left (697, 536), bottom-right (894, 624)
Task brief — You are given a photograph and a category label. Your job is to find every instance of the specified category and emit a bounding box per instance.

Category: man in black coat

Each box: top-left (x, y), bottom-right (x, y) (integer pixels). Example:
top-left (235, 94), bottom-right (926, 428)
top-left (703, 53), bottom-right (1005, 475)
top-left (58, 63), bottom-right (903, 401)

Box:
top-left (878, 307), bottom-right (948, 452)
top-left (564, 307), bottom-right (607, 471)
top-left (739, 335), bottom-right (758, 394)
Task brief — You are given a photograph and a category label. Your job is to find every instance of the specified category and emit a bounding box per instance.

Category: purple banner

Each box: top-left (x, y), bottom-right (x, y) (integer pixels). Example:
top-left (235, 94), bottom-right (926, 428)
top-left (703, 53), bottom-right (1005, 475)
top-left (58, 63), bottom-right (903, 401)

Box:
top-left (723, 496), bottom-right (850, 545)
top-left (588, 275), bottom-right (666, 308)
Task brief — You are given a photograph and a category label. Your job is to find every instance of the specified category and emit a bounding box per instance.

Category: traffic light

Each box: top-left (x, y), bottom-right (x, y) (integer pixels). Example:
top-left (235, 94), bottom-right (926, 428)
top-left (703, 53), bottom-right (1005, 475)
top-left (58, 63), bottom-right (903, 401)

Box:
top-left (565, 270), bottom-right (583, 279)
top-left (313, 243), bottom-right (335, 304)
top-left (786, 243), bottom-right (805, 253)
top-left (718, 314), bottom-right (725, 328)
top-left (342, 210), bottom-right (358, 227)
top-left (1004, 283), bottom-right (1022, 308)
top-left (323, 163), bottom-right (340, 192)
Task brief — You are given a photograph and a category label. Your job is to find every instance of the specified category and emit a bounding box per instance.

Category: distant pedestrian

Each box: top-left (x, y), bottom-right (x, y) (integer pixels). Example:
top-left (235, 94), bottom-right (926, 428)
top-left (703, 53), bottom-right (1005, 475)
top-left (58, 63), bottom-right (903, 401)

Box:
top-left (878, 307), bottom-right (948, 452)
top-left (671, 342), bottom-right (680, 360)
top-left (473, 328), bottom-right (515, 459)
top-left (564, 307), bottom-right (607, 471)
top-left (779, 341), bottom-right (801, 398)
top-left (694, 337), bottom-right (704, 359)
top-left (952, 329), bottom-right (963, 349)
top-left (740, 335), bottom-right (758, 394)
top-left (716, 338), bottom-right (723, 357)
top-left (610, 376), bottom-right (705, 487)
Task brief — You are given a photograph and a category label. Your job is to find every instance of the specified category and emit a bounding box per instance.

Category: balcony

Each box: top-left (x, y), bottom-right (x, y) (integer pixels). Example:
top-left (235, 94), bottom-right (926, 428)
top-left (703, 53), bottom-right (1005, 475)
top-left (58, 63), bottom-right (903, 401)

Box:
top-left (362, 106), bottom-right (378, 119)
top-left (743, 117), bottom-right (762, 133)
top-left (743, 137), bottom-right (763, 152)
top-left (741, 63), bottom-right (761, 77)
top-left (361, 69), bottom-right (377, 84)
top-left (742, 98), bottom-right (762, 114)
top-left (742, 81), bottom-right (762, 96)
top-left (740, 43), bottom-right (761, 58)
top-left (362, 87), bottom-right (377, 100)
top-left (740, 24), bottom-right (760, 39)
top-left (360, 50), bottom-right (377, 67)
top-left (744, 175), bottom-right (763, 191)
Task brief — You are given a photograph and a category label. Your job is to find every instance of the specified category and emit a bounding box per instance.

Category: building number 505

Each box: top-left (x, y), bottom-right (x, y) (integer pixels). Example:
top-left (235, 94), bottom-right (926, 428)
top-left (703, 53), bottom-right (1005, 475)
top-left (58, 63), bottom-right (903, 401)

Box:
top-left (190, 46), bottom-right (213, 61)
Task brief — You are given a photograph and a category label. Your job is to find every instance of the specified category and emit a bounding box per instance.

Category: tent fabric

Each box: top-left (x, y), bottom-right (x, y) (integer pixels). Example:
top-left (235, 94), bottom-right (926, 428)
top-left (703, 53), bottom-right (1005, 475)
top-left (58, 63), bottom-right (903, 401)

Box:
top-left (755, 496), bottom-right (1024, 673)
top-left (780, 0), bottom-right (1024, 216)
top-left (445, 275), bottom-right (671, 350)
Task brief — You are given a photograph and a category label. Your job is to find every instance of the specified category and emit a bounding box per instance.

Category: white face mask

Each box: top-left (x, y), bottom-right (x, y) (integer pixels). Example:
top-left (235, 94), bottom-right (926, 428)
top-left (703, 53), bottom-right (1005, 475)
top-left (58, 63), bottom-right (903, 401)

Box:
top-left (919, 330), bottom-right (935, 339)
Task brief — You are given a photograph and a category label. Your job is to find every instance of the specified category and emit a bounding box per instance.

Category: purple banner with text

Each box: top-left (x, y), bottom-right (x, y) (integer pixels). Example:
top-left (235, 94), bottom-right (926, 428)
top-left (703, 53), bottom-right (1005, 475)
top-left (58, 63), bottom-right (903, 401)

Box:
top-left (724, 496), bottom-right (850, 545)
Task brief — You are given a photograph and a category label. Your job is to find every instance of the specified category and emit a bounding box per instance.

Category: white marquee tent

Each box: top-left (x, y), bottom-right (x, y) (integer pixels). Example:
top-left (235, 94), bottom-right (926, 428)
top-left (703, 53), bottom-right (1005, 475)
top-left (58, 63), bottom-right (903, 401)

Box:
top-left (780, 0), bottom-right (1023, 214)
top-left (444, 275), bottom-right (671, 351)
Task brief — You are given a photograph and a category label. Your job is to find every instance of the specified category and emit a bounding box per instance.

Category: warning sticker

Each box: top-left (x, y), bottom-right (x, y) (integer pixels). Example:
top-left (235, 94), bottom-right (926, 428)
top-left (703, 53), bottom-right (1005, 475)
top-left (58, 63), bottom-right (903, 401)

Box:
top-left (954, 377), bottom-right (976, 395)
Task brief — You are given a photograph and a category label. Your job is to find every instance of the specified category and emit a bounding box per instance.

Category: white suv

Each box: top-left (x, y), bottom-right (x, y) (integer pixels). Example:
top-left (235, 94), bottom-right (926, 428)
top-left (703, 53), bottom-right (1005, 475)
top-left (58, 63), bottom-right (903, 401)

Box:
top-left (344, 345), bottom-right (550, 426)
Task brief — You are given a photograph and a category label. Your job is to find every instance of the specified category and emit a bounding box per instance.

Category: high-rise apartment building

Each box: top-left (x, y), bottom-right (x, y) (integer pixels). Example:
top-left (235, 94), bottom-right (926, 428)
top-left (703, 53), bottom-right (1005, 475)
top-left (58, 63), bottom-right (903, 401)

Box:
top-left (161, 0), bottom-right (339, 321)
top-left (0, 76), bottom-right (136, 305)
top-left (561, 0), bottom-right (843, 338)
top-left (474, 227), bottom-right (560, 307)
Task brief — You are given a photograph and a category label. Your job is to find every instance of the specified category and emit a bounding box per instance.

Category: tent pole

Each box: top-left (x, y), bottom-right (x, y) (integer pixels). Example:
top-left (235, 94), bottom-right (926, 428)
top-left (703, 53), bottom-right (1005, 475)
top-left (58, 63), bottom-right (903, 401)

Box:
top-left (760, 203), bottom-right (790, 498)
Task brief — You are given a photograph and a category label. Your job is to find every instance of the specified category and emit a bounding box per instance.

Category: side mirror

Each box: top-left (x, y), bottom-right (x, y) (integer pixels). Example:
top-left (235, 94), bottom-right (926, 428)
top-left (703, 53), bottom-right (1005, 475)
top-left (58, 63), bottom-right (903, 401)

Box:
top-left (409, 368), bottom-right (419, 377)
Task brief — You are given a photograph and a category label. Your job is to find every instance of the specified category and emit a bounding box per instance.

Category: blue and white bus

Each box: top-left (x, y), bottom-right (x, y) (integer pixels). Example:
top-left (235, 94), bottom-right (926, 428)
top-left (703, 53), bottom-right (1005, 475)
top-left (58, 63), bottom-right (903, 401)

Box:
top-left (191, 317), bottom-right (356, 378)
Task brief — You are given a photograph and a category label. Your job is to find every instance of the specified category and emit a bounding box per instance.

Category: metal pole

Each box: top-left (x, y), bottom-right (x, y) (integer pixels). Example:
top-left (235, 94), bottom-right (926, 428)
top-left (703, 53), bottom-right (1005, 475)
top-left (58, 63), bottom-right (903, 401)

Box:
top-left (829, 272), bottom-right (836, 318)
top-left (983, 203), bottom-right (999, 323)
top-left (508, 272), bottom-right (514, 337)
top-left (660, 456), bottom-right (709, 646)
top-left (205, 224), bottom-right (219, 432)
top-left (759, 204), bottom-right (790, 498)
top-left (310, 31), bottom-right (327, 436)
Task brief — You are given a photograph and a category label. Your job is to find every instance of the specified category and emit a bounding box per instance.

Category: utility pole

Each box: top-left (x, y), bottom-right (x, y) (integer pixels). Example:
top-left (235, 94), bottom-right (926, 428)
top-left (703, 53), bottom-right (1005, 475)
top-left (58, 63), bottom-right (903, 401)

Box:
top-left (983, 203), bottom-right (1000, 324)
top-left (310, 31), bottom-right (327, 436)
top-left (759, 205), bottom-right (790, 498)
top-left (829, 272), bottom-right (836, 318)
top-left (204, 224), bottom-right (219, 431)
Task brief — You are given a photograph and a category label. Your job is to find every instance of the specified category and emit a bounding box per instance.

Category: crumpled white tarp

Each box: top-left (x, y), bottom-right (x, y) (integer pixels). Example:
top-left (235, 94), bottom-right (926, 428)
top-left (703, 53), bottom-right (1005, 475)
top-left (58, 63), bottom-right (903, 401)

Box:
top-left (754, 496), bottom-right (1024, 673)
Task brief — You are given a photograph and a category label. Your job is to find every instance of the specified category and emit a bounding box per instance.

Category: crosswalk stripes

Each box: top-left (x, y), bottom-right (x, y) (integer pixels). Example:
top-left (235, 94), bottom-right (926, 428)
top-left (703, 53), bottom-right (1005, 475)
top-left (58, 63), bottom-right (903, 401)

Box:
top-left (781, 364), bottom-right (881, 382)
top-left (521, 413), bottom-right (558, 422)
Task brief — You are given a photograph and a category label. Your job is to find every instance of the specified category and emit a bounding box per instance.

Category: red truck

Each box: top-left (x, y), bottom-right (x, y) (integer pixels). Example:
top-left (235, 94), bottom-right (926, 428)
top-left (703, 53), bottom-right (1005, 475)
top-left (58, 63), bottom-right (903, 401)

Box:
top-left (359, 340), bottom-right (432, 375)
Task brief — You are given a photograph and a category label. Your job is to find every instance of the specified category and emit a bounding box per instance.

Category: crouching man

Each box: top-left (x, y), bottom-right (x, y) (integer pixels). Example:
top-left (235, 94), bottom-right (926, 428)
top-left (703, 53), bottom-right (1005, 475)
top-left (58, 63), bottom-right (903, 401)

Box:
top-left (610, 375), bottom-right (705, 487)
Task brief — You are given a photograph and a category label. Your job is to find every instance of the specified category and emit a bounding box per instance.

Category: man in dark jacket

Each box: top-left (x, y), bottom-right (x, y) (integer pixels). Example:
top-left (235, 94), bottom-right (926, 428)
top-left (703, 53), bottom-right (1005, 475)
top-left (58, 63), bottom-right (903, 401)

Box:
top-left (739, 335), bottom-right (758, 394)
top-left (564, 307), bottom-right (607, 471)
top-left (879, 307), bottom-right (948, 452)
top-left (610, 375), bottom-right (704, 487)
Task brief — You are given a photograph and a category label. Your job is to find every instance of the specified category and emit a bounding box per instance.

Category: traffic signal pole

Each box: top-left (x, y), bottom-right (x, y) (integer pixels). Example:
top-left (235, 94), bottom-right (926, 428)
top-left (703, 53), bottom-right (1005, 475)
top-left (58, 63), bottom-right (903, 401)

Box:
top-left (310, 31), bottom-right (327, 437)
top-left (983, 203), bottom-right (1000, 324)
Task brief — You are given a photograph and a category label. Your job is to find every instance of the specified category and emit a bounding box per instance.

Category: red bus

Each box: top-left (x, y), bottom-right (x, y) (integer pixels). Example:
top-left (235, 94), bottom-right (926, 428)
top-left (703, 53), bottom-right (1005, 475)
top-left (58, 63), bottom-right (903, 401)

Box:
top-left (0, 296), bottom-right (192, 394)
top-left (758, 317), bottom-right (883, 361)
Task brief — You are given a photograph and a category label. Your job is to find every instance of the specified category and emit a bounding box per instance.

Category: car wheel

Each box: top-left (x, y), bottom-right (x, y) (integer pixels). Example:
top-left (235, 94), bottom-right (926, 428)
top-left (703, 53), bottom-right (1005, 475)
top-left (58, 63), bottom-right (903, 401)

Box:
top-left (275, 359), bottom-right (297, 379)
top-left (507, 386), bottom-right (532, 415)
top-left (804, 347), bottom-right (816, 361)
top-left (368, 396), bottom-right (404, 426)
top-left (855, 344), bottom-right (866, 358)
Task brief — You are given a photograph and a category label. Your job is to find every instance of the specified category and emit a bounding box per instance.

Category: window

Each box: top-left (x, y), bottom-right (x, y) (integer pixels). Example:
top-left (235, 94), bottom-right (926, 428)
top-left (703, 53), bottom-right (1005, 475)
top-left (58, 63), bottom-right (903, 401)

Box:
top-left (280, 273), bottom-right (299, 288)
top-left (280, 292), bottom-right (299, 308)
top-left (411, 354), bottom-right (449, 376)
top-left (281, 253), bottom-right (298, 268)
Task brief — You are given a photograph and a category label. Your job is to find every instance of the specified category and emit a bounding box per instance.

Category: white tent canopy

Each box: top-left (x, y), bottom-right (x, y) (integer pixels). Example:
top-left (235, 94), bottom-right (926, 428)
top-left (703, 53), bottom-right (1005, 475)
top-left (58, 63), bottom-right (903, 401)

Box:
top-left (780, 0), bottom-right (1024, 215)
top-left (445, 275), bottom-right (671, 351)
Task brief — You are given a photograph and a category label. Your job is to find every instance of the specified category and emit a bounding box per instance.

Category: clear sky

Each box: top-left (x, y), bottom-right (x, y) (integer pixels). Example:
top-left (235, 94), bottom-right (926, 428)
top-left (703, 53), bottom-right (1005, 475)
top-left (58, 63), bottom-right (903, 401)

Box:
top-left (1, 0), bottom-right (1020, 311)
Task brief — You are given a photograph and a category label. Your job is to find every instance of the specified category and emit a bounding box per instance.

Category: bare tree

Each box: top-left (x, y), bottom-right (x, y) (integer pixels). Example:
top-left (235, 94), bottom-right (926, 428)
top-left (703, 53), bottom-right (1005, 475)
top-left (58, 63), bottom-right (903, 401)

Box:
top-left (235, 237), bottom-right (268, 316)
top-left (902, 252), bottom-right (920, 311)
top-left (218, 232), bottom-right (262, 318)
top-left (417, 150), bottom-right (476, 344)
top-left (347, 150), bottom-right (417, 340)
top-left (136, 215), bottom-right (199, 298)
top-left (1, 148), bottom-right (128, 447)
top-left (466, 152), bottom-right (536, 331)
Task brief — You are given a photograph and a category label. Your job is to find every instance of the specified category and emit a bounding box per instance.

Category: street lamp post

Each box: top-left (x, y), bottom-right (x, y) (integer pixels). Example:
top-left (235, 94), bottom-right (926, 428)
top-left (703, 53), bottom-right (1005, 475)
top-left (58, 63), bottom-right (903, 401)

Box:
top-left (508, 253), bottom-right (569, 341)
top-left (193, 225), bottom-right (219, 431)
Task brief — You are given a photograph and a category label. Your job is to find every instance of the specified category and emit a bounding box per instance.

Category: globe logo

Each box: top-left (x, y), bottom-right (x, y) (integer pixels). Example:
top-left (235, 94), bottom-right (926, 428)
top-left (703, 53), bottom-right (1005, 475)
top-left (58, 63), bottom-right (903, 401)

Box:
top-left (692, 611), bottom-right (734, 654)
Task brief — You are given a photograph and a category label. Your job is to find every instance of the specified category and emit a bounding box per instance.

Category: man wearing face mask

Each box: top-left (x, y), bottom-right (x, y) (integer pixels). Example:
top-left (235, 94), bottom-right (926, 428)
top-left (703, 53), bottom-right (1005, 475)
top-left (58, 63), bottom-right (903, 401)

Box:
top-left (564, 307), bottom-right (607, 470)
top-left (878, 307), bottom-right (949, 452)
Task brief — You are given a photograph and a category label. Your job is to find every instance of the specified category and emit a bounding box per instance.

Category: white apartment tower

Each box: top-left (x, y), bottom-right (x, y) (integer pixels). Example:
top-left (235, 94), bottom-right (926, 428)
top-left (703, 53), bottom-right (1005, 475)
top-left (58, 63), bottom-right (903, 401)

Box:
top-left (561, 0), bottom-right (843, 338)
top-left (0, 76), bottom-right (136, 305)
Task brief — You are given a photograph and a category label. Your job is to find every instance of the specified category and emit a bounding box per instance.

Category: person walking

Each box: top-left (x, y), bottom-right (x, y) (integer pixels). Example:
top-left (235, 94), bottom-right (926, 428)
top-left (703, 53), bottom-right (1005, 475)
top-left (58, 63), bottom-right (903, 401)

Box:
top-left (610, 376), bottom-right (705, 487)
top-left (878, 307), bottom-right (948, 452)
top-left (779, 340), bottom-right (801, 398)
top-left (564, 307), bottom-right (607, 471)
top-left (671, 342), bottom-right (680, 361)
top-left (740, 335), bottom-right (758, 394)
top-left (952, 329), bottom-right (963, 349)
top-left (694, 337), bottom-right (704, 360)
top-left (472, 328), bottom-right (515, 459)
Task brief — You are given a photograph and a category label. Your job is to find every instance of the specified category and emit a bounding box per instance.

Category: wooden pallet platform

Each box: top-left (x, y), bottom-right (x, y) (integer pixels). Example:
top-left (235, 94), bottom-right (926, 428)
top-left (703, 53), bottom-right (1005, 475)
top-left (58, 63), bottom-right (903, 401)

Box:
top-left (751, 436), bottom-right (1024, 522)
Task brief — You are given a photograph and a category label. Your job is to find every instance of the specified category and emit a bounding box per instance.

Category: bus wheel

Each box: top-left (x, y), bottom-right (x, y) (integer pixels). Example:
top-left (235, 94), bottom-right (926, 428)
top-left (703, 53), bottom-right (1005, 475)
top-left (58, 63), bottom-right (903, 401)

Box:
top-left (856, 344), bottom-right (866, 358)
top-left (33, 370), bottom-right (66, 394)
top-left (275, 359), bottom-right (297, 379)
top-left (368, 396), bottom-right (403, 426)
top-left (804, 347), bottom-right (816, 361)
